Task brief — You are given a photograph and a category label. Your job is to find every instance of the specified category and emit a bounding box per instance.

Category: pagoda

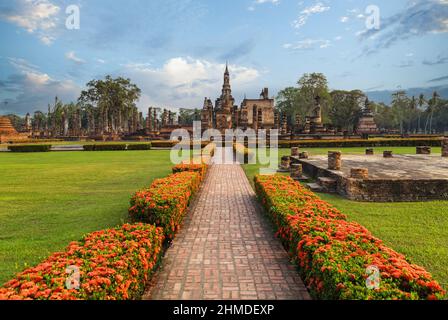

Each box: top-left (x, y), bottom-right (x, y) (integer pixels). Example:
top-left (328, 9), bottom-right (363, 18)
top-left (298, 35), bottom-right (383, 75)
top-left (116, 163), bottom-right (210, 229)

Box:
top-left (0, 116), bottom-right (28, 143)
top-left (357, 98), bottom-right (379, 134)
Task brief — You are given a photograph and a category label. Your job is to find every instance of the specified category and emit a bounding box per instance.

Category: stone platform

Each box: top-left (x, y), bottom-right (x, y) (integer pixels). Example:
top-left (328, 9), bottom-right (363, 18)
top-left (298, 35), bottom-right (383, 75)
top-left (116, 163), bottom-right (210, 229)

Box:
top-left (292, 154), bottom-right (448, 202)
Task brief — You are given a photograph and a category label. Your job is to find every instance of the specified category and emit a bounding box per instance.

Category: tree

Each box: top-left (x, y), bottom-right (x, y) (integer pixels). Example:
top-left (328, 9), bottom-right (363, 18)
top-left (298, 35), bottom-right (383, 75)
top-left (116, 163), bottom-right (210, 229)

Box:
top-left (297, 73), bottom-right (332, 124)
top-left (329, 90), bottom-right (365, 132)
top-left (391, 91), bottom-right (410, 134)
top-left (275, 87), bottom-right (299, 120)
top-left (374, 102), bottom-right (396, 131)
top-left (78, 76), bottom-right (141, 134)
top-left (417, 94), bottom-right (426, 133)
top-left (178, 108), bottom-right (200, 126)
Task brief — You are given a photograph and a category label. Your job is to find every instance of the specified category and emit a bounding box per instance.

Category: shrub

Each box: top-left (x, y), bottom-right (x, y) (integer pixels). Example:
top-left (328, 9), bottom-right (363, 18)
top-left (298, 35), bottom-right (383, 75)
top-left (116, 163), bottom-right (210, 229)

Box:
top-left (150, 141), bottom-right (177, 148)
top-left (129, 171), bottom-right (201, 239)
top-left (8, 145), bottom-right (52, 153)
top-left (127, 144), bottom-right (151, 151)
top-left (233, 143), bottom-right (255, 163)
top-left (254, 175), bottom-right (445, 300)
top-left (172, 163), bottom-right (207, 180)
top-left (83, 144), bottom-right (127, 151)
top-left (0, 223), bottom-right (164, 300)
top-left (82, 145), bottom-right (96, 151)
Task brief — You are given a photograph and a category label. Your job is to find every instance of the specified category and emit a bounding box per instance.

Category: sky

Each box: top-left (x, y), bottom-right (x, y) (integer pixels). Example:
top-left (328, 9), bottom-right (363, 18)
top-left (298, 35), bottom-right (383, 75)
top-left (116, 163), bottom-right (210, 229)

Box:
top-left (0, 0), bottom-right (447, 115)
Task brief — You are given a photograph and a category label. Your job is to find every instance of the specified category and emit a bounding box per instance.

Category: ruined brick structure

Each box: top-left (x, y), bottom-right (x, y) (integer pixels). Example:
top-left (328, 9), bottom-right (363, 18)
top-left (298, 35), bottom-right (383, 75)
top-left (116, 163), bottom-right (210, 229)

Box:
top-left (201, 64), bottom-right (277, 133)
top-left (357, 98), bottom-right (379, 134)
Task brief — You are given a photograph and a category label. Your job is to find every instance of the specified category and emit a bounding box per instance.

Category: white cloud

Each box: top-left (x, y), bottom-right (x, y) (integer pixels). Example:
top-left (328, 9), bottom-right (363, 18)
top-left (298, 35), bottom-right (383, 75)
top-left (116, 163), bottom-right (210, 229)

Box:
top-left (0, 0), bottom-right (60, 45)
top-left (1, 57), bottom-right (80, 114)
top-left (248, 0), bottom-right (280, 11)
top-left (121, 57), bottom-right (260, 109)
top-left (340, 16), bottom-right (349, 23)
top-left (292, 2), bottom-right (330, 29)
top-left (283, 39), bottom-right (331, 50)
top-left (65, 51), bottom-right (86, 64)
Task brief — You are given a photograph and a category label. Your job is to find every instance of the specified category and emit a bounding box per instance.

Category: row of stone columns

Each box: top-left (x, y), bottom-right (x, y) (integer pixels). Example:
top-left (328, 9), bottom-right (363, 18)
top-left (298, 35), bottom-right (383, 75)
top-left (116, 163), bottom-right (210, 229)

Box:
top-left (285, 138), bottom-right (448, 182)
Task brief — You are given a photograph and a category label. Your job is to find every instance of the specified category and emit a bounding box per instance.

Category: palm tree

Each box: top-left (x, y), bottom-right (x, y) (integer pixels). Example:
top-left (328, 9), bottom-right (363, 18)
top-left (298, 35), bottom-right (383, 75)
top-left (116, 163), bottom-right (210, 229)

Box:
top-left (429, 91), bottom-right (439, 133)
top-left (417, 94), bottom-right (426, 133)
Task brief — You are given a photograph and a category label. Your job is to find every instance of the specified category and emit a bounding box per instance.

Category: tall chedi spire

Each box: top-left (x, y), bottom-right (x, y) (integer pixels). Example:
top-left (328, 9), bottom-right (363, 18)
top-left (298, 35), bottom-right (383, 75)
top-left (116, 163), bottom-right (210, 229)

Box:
top-left (221, 61), bottom-right (232, 98)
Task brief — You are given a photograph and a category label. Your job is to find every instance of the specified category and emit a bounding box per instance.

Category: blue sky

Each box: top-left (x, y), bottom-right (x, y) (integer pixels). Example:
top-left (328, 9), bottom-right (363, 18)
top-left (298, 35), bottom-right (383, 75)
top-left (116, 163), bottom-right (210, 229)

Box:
top-left (0, 0), bottom-right (447, 115)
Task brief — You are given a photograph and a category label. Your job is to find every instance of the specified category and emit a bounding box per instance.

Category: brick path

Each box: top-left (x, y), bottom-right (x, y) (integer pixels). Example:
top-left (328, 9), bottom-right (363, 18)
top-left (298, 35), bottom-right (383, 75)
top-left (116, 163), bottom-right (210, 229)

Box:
top-left (144, 163), bottom-right (310, 300)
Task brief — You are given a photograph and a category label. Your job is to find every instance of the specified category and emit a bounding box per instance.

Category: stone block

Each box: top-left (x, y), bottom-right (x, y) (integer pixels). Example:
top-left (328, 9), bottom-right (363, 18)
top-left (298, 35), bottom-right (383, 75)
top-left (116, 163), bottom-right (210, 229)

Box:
top-left (299, 152), bottom-right (309, 159)
top-left (442, 138), bottom-right (448, 157)
top-left (416, 146), bottom-right (431, 155)
top-left (351, 168), bottom-right (369, 179)
top-left (383, 151), bottom-right (393, 158)
top-left (366, 148), bottom-right (374, 155)
top-left (290, 164), bottom-right (303, 179)
top-left (291, 147), bottom-right (300, 157)
top-left (328, 151), bottom-right (342, 170)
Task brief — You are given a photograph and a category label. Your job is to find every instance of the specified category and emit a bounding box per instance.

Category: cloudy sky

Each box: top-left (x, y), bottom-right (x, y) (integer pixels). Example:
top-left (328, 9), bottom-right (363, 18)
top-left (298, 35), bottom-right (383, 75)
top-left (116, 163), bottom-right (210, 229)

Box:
top-left (0, 0), bottom-right (447, 115)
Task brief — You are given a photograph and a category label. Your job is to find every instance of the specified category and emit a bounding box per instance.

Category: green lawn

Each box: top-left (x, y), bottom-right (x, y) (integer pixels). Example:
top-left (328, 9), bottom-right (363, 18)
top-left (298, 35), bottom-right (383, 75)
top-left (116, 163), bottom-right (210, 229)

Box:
top-left (0, 150), bottom-right (173, 285)
top-left (243, 147), bottom-right (448, 293)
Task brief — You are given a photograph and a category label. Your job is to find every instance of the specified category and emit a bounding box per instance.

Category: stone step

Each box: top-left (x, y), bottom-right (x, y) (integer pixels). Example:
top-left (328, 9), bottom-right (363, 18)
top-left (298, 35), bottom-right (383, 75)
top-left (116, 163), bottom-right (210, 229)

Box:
top-left (306, 183), bottom-right (325, 193)
top-left (317, 177), bottom-right (337, 192)
top-left (293, 174), bottom-right (311, 183)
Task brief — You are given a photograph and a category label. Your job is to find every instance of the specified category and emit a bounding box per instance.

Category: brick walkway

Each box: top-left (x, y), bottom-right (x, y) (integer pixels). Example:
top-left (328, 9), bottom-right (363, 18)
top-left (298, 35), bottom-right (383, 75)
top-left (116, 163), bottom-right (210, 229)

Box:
top-left (144, 163), bottom-right (310, 300)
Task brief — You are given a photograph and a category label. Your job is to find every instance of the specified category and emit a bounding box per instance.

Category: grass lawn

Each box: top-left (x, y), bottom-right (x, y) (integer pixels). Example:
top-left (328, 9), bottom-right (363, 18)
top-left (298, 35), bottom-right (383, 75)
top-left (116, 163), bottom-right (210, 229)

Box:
top-left (243, 147), bottom-right (448, 293)
top-left (0, 150), bottom-right (173, 285)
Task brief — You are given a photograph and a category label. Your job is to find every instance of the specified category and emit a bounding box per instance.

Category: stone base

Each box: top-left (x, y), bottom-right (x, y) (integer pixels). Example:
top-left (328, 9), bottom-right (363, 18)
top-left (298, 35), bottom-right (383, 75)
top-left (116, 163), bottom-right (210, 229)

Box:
top-left (296, 154), bottom-right (448, 202)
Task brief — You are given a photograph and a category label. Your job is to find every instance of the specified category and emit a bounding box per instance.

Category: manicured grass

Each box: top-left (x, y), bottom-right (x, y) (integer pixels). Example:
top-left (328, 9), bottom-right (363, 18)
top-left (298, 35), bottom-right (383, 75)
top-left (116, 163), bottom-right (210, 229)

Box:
top-left (0, 150), bottom-right (173, 285)
top-left (242, 147), bottom-right (448, 293)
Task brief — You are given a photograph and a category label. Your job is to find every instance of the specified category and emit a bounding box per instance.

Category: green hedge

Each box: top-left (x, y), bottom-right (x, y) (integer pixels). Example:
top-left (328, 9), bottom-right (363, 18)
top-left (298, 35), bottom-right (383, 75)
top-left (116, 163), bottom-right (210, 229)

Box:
top-left (83, 144), bottom-right (127, 151)
top-left (127, 143), bottom-right (151, 151)
top-left (8, 145), bottom-right (52, 153)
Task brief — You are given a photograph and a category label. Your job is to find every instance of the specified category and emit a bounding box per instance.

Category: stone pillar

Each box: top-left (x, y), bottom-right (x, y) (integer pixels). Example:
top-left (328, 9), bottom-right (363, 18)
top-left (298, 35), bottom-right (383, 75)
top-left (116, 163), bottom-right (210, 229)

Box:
top-left (290, 163), bottom-right (303, 179)
top-left (383, 151), bottom-right (393, 158)
top-left (351, 168), bottom-right (369, 179)
top-left (366, 148), bottom-right (374, 155)
top-left (417, 146), bottom-right (431, 155)
top-left (441, 139), bottom-right (448, 157)
top-left (291, 147), bottom-right (300, 157)
top-left (328, 151), bottom-right (342, 170)
top-left (299, 152), bottom-right (309, 159)
top-left (280, 156), bottom-right (291, 170)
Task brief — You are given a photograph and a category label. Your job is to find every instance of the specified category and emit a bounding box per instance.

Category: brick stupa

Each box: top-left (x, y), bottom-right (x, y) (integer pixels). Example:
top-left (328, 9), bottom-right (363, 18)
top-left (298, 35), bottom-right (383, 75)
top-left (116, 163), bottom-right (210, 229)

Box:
top-left (357, 98), bottom-right (378, 134)
top-left (0, 116), bottom-right (28, 143)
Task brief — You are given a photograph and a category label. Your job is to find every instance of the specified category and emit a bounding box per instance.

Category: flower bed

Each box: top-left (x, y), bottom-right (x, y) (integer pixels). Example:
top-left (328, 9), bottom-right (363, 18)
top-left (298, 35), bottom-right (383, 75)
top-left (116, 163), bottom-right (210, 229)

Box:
top-left (129, 171), bottom-right (201, 239)
top-left (172, 163), bottom-right (207, 180)
top-left (254, 175), bottom-right (445, 300)
top-left (0, 224), bottom-right (164, 300)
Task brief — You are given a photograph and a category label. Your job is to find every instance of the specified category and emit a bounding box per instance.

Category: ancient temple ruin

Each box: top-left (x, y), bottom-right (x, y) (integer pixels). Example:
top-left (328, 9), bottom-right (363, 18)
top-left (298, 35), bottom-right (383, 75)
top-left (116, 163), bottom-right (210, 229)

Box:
top-left (0, 116), bottom-right (28, 143)
top-left (201, 64), bottom-right (277, 133)
top-left (357, 98), bottom-right (379, 135)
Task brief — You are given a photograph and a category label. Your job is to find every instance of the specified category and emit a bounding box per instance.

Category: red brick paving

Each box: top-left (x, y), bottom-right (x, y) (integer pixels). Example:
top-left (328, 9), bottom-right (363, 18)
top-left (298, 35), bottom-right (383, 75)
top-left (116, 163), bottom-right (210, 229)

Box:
top-left (144, 164), bottom-right (310, 300)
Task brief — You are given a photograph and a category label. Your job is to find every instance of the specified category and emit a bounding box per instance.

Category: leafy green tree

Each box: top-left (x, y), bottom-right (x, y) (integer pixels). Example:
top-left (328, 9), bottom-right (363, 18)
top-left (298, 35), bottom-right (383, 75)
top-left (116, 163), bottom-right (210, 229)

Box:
top-left (391, 91), bottom-right (410, 134)
top-left (297, 73), bottom-right (332, 124)
top-left (329, 90), bottom-right (365, 132)
top-left (78, 76), bottom-right (141, 134)
top-left (178, 108), bottom-right (200, 126)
